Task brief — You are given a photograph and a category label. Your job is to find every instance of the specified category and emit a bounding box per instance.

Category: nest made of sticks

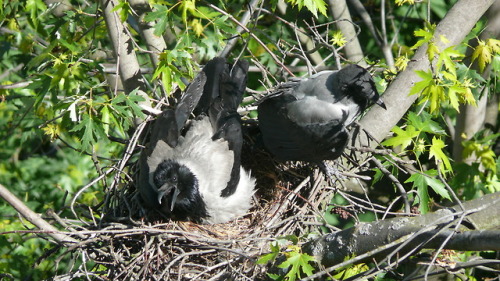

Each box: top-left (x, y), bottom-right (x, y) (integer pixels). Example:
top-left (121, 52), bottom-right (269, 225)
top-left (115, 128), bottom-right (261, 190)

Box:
top-left (44, 126), bottom-right (385, 281)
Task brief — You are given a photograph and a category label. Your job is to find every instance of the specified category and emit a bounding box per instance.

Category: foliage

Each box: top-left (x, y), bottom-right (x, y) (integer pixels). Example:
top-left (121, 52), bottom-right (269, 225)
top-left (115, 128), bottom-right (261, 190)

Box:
top-left (382, 17), bottom-right (499, 213)
top-left (285, 0), bottom-right (327, 18)
top-left (0, 0), bottom-right (498, 279)
top-left (258, 236), bottom-right (316, 281)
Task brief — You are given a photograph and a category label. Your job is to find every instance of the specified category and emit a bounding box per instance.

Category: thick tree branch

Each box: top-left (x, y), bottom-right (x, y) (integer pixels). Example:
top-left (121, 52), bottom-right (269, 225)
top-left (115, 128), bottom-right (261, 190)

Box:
top-left (129, 0), bottom-right (167, 68)
top-left (0, 184), bottom-right (77, 244)
top-left (356, 0), bottom-right (496, 148)
top-left (453, 0), bottom-right (500, 162)
top-left (100, 0), bottom-right (147, 94)
top-left (304, 192), bottom-right (500, 269)
top-left (328, 0), bottom-right (366, 66)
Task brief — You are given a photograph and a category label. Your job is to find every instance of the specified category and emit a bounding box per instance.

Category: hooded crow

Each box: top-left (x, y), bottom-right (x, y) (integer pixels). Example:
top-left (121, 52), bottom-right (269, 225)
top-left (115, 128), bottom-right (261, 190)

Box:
top-left (258, 64), bottom-right (386, 165)
top-left (137, 57), bottom-right (255, 224)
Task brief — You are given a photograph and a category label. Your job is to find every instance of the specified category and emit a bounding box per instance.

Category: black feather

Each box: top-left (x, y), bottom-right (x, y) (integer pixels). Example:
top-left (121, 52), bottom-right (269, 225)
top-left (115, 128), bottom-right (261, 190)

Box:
top-left (258, 64), bottom-right (385, 164)
top-left (137, 57), bottom-right (254, 224)
top-left (154, 160), bottom-right (208, 222)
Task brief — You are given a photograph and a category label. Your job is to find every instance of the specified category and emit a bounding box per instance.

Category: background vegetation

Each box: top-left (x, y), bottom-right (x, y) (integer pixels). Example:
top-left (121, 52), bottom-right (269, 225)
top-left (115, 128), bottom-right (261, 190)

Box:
top-left (0, 0), bottom-right (498, 280)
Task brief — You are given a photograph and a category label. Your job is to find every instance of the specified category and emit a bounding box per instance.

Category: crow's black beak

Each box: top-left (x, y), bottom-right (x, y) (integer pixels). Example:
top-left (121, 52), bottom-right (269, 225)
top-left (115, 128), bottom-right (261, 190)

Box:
top-left (376, 98), bottom-right (387, 110)
top-left (157, 183), bottom-right (174, 204)
top-left (157, 183), bottom-right (180, 212)
top-left (170, 188), bottom-right (181, 212)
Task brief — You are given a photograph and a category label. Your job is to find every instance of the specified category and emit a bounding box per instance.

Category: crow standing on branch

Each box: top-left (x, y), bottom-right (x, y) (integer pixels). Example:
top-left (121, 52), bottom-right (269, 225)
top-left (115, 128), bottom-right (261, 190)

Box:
top-left (258, 64), bottom-right (386, 175)
top-left (137, 57), bottom-right (255, 224)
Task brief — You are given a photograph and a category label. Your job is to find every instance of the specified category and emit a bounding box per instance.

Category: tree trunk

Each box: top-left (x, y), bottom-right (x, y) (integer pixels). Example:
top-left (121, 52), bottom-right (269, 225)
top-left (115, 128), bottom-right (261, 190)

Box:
top-left (356, 0), bottom-right (496, 148)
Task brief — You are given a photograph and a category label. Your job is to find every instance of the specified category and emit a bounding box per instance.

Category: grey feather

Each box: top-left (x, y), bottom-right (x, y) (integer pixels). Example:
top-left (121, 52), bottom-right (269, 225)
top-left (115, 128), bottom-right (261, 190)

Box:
top-left (258, 64), bottom-right (385, 163)
top-left (137, 57), bottom-right (255, 224)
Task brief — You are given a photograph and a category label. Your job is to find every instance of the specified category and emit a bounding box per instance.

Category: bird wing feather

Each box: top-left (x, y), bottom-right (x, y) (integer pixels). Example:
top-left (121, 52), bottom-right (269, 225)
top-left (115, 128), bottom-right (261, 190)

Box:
top-left (258, 94), bottom-right (349, 162)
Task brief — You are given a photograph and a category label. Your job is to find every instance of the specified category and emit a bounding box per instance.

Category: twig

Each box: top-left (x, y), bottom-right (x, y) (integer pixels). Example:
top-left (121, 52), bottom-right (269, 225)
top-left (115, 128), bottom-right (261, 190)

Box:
top-left (370, 158), bottom-right (411, 214)
top-left (206, 3), bottom-right (293, 76)
top-left (0, 184), bottom-right (77, 244)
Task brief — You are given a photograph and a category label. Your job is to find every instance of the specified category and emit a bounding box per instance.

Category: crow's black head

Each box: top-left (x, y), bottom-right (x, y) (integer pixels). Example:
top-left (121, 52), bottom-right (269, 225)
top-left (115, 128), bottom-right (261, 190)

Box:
top-left (337, 65), bottom-right (386, 111)
top-left (153, 160), bottom-right (209, 222)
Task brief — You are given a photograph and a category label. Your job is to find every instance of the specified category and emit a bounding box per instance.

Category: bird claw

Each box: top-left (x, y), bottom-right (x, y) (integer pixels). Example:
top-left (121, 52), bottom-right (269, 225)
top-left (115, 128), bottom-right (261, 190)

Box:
top-left (318, 161), bottom-right (345, 182)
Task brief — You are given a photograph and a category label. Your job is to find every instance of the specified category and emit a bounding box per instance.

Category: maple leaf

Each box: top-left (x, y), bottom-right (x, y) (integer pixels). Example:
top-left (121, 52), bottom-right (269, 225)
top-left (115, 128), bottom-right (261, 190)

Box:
top-left (429, 137), bottom-right (452, 172)
top-left (437, 46), bottom-right (463, 76)
top-left (487, 38), bottom-right (500, 54)
top-left (409, 70), bottom-right (434, 96)
top-left (412, 23), bottom-right (436, 50)
top-left (471, 39), bottom-right (492, 72)
top-left (288, 0), bottom-right (327, 18)
top-left (406, 111), bottom-right (446, 135)
top-left (382, 125), bottom-right (420, 150)
top-left (406, 169), bottom-right (451, 213)
top-left (278, 247), bottom-right (316, 281)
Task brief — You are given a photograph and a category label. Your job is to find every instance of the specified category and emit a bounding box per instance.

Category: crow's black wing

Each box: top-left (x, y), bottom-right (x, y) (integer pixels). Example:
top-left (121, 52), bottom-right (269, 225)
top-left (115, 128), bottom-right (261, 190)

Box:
top-left (174, 70), bottom-right (207, 134)
top-left (138, 66), bottom-right (207, 209)
top-left (258, 94), bottom-right (349, 163)
top-left (194, 57), bottom-right (227, 116)
top-left (209, 59), bottom-right (249, 197)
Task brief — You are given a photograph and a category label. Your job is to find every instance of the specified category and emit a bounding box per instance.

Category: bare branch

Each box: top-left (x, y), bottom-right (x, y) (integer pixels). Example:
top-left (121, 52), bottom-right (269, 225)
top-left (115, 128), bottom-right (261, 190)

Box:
top-left (0, 184), bottom-right (77, 244)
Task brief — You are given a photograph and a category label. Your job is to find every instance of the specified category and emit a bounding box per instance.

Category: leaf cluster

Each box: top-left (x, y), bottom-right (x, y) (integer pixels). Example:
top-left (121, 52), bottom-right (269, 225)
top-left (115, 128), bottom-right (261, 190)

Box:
top-left (257, 236), bottom-right (316, 281)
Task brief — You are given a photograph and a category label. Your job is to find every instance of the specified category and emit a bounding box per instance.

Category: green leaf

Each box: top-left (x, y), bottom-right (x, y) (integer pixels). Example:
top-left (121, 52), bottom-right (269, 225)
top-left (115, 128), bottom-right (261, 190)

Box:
top-left (409, 70), bottom-right (433, 96)
top-left (257, 252), bottom-right (279, 265)
top-left (462, 140), bottom-right (498, 172)
top-left (405, 169), bottom-right (451, 211)
top-left (406, 111), bottom-right (446, 135)
top-left (471, 39), bottom-right (492, 72)
top-left (25, 0), bottom-right (47, 29)
top-left (101, 105), bottom-right (110, 135)
top-left (257, 242), bottom-right (280, 264)
top-left (427, 84), bottom-right (445, 113)
top-left (70, 114), bottom-right (95, 152)
top-left (126, 90), bottom-right (146, 119)
top-left (382, 125), bottom-right (420, 150)
top-left (429, 137), bottom-right (452, 172)
top-left (278, 248), bottom-right (316, 281)
top-left (286, 0), bottom-right (327, 18)
top-left (411, 23), bottom-right (436, 50)
top-left (145, 5), bottom-right (171, 36)
top-left (437, 46), bottom-right (463, 76)
top-left (333, 263), bottom-right (369, 280)
top-left (111, 1), bottom-right (131, 22)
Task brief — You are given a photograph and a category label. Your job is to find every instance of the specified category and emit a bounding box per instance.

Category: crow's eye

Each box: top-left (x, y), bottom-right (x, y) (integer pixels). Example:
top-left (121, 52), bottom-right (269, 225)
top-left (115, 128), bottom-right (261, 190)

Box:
top-left (171, 175), bottom-right (178, 182)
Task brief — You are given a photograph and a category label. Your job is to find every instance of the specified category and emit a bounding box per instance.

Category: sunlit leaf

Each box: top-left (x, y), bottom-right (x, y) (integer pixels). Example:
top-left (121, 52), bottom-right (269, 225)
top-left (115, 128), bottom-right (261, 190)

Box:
top-left (278, 247), bottom-right (316, 281)
top-left (409, 70), bottom-right (434, 96)
top-left (471, 39), bottom-right (492, 73)
top-left (412, 23), bottom-right (436, 50)
top-left (286, 0), bottom-right (327, 18)
top-left (429, 137), bottom-right (452, 172)
top-left (437, 46), bottom-right (463, 76)
top-left (382, 125), bottom-right (420, 150)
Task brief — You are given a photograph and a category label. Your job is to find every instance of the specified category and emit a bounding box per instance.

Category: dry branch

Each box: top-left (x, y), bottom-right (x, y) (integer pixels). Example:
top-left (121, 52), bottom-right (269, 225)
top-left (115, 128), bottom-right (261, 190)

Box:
top-left (304, 192), bottom-right (500, 269)
top-left (0, 184), bottom-right (77, 244)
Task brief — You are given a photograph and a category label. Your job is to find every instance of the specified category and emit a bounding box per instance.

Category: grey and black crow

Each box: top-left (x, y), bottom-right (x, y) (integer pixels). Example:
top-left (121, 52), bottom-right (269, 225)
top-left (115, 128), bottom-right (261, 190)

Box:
top-left (258, 64), bottom-right (386, 166)
top-left (137, 57), bottom-right (255, 224)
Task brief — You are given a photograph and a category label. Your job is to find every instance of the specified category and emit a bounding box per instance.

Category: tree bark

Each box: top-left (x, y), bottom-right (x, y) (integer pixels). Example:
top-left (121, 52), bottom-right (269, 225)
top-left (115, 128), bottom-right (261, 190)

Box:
top-left (452, 0), bottom-right (500, 163)
top-left (329, 0), bottom-right (367, 66)
top-left (0, 184), bottom-right (77, 244)
top-left (304, 192), bottom-right (500, 268)
top-left (100, 0), bottom-right (147, 94)
top-left (129, 0), bottom-right (167, 68)
top-left (356, 0), bottom-right (496, 148)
